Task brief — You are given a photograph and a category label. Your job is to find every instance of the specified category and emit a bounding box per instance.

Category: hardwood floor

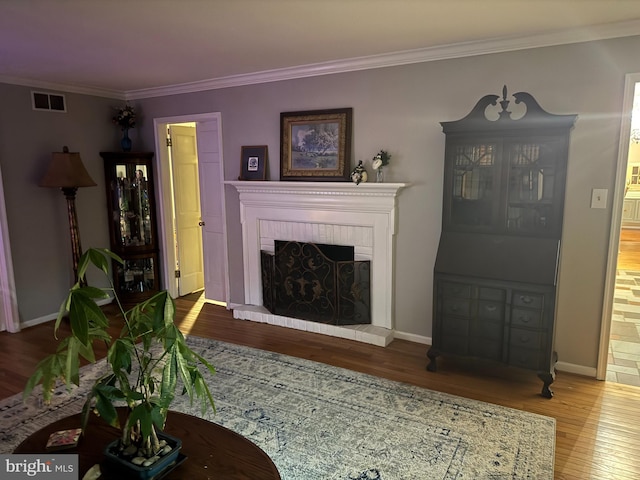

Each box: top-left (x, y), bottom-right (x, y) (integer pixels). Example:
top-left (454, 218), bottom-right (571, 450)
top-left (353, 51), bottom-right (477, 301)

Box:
top-left (1, 294), bottom-right (639, 480)
top-left (618, 227), bottom-right (640, 270)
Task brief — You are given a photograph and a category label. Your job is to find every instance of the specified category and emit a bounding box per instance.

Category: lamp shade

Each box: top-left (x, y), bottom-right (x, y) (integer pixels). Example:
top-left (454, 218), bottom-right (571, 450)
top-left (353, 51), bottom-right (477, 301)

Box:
top-left (39, 146), bottom-right (97, 188)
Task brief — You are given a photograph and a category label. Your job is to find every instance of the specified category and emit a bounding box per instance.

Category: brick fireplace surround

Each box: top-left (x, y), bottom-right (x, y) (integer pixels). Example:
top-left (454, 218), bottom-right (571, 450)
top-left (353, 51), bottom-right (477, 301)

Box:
top-left (226, 181), bottom-right (408, 346)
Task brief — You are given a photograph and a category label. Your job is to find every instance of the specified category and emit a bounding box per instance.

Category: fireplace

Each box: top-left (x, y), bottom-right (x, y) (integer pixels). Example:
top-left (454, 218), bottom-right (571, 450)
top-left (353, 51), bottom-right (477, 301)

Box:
top-left (226, 181), bottom-right (408, 346)
top-left (261, 241), bottom-right (371, 325)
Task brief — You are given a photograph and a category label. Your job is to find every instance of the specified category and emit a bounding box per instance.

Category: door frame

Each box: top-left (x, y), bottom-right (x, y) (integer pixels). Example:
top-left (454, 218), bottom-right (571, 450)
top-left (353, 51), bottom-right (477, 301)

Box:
top-left (152, 112), bottom-right (229, 303)
top-left (0, 163), bottom-right (20, 332)
top-left (597, 72), bottom-right (640, 379)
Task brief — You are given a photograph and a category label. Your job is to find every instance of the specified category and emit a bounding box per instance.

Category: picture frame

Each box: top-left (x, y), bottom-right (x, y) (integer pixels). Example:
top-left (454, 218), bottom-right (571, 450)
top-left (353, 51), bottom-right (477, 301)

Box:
top-left (239, 145), bottom-right (268, 180)
top-left (280, 108), bottom-right (352, 181)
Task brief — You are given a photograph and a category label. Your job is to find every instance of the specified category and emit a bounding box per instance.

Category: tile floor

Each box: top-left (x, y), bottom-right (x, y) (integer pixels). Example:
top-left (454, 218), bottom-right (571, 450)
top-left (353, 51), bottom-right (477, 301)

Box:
top-left (607, 269), bottom-right (640, 386)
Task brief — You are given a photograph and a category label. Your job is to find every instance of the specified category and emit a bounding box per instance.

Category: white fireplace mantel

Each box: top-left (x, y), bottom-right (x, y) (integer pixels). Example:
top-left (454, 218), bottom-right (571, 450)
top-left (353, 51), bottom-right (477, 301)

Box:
top-left (226, 181), bottom-right (408, 346)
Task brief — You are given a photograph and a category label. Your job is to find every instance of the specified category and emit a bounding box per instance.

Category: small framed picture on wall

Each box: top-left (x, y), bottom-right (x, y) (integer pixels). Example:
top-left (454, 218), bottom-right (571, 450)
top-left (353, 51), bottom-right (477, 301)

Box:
top-left (239, 145), bottom-right (268, 180)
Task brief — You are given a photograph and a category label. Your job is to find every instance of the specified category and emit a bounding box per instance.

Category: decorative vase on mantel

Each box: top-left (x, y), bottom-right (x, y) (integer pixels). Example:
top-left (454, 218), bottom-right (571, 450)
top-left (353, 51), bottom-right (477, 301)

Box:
top-left (121, 128), bottom-right (132, 152)
top-left (372, 150), bottom-right (391, 184)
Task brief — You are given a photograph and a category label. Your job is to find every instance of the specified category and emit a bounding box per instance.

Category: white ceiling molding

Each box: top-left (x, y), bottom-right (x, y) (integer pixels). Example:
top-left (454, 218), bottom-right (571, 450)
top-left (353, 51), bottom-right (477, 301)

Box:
top-left (3, 19), bottom-right (639, 101)
top-left (0, 75), bottom-right (125, 100)
top-left (125, 19), bottom-right (640, 100)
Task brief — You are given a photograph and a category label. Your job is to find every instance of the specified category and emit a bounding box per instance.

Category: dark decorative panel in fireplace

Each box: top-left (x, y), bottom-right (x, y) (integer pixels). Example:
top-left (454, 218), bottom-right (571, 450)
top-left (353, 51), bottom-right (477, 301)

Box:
top-left (261, 241), bottom-right (370, 325)
top-left (261, 251), bottom-right (275, 314)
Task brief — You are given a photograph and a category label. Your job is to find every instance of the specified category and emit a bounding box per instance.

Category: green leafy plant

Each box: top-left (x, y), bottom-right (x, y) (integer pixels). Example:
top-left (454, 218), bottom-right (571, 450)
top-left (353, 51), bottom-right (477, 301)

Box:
top-left (23, 248), bottom-right (215, 457)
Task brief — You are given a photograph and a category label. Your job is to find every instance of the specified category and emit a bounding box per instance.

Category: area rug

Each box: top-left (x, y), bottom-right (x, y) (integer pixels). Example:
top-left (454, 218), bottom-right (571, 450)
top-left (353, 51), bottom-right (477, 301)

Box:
top-left (0, 336), bottom-right (555, 479)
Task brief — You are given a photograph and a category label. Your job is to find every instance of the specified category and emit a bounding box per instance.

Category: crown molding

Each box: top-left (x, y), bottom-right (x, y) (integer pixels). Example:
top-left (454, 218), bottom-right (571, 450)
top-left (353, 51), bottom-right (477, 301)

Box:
top-left (126, 19), bottom-right (640, 100)
top-left (3, 19), bottom-right (639, 101)
top-left (0, 75), bottom-right (125, 100)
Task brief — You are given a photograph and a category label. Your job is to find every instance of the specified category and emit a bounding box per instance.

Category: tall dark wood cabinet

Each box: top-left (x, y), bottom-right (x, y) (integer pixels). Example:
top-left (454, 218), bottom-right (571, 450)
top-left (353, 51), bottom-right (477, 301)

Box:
top-left (427, 87), bottom-right (577, 398)
top-left (101, 152), bottom-right (160, 302)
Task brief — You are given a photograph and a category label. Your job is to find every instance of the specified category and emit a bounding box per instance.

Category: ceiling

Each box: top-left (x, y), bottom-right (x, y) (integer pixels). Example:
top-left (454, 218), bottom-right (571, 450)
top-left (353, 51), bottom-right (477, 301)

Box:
top-left (2, 0), bottom-right (640, 98)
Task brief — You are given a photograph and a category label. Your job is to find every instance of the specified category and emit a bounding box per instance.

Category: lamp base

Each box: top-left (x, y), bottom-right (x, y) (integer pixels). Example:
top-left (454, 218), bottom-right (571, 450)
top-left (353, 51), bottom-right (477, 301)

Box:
top-left (61, 187), bottom-right (82, 284)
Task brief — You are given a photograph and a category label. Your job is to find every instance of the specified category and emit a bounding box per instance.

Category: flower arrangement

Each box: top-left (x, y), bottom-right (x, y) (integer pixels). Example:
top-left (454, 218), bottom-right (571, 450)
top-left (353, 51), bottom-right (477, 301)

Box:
top-left (372, 150), bottom-right (391, 170)
top-left (112, 104), bottom-right (136, 130)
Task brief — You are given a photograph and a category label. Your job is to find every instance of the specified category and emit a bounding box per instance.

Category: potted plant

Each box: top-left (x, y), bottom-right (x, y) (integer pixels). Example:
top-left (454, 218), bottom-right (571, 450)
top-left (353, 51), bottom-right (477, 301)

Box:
top-left (23, 248), bottom-right (216, 478)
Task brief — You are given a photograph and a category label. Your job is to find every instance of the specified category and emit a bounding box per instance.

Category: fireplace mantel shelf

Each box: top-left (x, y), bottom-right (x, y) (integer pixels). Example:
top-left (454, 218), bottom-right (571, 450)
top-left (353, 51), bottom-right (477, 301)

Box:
top-left (225, 181), bottom-right (408, 196)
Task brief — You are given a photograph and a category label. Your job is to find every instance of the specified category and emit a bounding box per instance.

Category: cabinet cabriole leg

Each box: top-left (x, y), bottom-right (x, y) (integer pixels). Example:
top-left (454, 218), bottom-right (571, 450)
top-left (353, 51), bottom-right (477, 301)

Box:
top-left (426, 348), bottom-right (438, 372)
top-left (538, 371), bottom-right (555, 399)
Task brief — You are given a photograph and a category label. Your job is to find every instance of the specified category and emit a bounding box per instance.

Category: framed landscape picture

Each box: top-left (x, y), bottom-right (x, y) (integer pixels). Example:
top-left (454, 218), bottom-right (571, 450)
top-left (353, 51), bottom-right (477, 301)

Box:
top-left (239, 145), bottom-right (268, 180)
top-left (280, 108), bottom-right (352, 181)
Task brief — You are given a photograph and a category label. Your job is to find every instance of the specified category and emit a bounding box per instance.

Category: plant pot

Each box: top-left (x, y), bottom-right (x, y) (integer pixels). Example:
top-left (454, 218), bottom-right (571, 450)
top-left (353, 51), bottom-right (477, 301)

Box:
top-left (103, 432), bottom-right (183, 480)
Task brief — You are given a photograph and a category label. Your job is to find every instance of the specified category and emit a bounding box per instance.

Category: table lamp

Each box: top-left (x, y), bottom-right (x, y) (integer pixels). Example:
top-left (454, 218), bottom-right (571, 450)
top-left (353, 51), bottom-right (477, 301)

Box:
top-left (40, 146), bottom-right (97, 284)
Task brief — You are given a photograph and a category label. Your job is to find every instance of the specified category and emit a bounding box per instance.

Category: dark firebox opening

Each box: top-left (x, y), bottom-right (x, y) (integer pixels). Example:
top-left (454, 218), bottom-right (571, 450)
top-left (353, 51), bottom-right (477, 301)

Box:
top-left (261, 240), bottom-right (371, 325)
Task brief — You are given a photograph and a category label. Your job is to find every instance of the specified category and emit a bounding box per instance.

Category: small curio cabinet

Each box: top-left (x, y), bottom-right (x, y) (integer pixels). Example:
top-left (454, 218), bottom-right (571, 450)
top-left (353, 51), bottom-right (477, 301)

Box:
top-left (101, 152), bottom-right (160, 302)
top-left (428, 87), bottom-right (577, 398)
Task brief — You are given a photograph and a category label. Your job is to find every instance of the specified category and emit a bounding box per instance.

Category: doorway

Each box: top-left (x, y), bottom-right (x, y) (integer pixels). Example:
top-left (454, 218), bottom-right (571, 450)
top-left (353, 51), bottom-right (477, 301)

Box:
top-left (599, 74), bottom-right (640, 386)
top-left (167, 123), bottom-right (204, 296)
top-left (153, 113), bottom-right (229, 305)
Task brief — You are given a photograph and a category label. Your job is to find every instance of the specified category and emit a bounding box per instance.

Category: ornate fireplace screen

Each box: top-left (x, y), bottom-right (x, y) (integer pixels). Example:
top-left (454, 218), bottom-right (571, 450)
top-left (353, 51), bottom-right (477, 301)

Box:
top-left (261, 240), bottom-right (371, 325)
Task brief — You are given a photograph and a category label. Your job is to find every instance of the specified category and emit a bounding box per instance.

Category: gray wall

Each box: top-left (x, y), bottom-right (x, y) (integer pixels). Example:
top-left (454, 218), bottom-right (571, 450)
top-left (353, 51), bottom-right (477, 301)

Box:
top-left (3, 35), bottom-right (640, 372)
top-left (0, 84), bottom-right (122, 321)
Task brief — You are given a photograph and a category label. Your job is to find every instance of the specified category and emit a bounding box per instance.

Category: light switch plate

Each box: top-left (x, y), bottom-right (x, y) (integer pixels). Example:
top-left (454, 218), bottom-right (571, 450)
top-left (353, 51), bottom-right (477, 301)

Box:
top-left (591, 188), bottom-right (608, 209)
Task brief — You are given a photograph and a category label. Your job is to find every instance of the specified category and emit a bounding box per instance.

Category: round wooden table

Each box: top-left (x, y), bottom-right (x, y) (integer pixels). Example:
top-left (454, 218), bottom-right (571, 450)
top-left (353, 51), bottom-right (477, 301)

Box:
top-left (13, 409), bottom-right (281, 479)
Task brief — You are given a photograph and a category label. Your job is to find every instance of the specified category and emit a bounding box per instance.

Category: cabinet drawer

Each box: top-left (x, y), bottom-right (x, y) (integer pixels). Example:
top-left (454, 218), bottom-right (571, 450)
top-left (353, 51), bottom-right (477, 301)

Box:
top-left (441, 282), bottom-right (472, 298)
top-left (442, 335), bottom-right (468, 355)
top-left (508, 348), bottom-right (543, 370)
top-left (512, 292), bottom-right (544, 309)
top-left (470, 320), bottom-right (503, 340)
top-left (469, 339), bottom-right (502, 361)
top-left (479, 287), bottom-right (506, 301)
top-left (478, 300), bottom-right (504, 321)
top-left (511, 308), bottom-right (543, 328)
top-left (442, 298), bottom-right (472, 317)
top-left (442, 317), bottom-right (469, 337)
top-left (509, 328), bottom-right (545, 349)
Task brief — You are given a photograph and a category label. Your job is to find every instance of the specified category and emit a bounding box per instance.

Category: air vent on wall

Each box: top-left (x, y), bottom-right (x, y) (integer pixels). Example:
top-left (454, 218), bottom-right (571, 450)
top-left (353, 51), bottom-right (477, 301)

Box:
top-left (31, 91), bottom-right (66, 112)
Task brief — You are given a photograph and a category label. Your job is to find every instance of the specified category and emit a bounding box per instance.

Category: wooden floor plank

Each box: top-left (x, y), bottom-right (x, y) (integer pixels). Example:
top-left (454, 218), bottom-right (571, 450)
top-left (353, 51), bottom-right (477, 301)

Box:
top-left (617, 227), bottom-right (640, 270)
top-left (1, 293), bottom-right (639, 479)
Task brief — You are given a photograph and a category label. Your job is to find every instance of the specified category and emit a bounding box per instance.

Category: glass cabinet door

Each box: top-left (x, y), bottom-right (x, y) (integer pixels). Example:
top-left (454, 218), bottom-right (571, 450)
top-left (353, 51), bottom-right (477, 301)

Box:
top-left (115, 256), bottom-right (158, 295)
top-left (448, 142), bottom-right (499, 229)
top-left (505, 140), bottom-right (561, 235)
top-left (102, 151), bottom-right (160, 302)
top-left (111, 163), bottom-right (154, 249)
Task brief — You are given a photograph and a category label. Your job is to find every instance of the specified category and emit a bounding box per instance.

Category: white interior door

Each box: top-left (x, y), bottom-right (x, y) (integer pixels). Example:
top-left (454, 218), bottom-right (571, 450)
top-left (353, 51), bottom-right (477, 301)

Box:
top-left (196, 119), bottom-right (227, 303)
top-left (169, 125), bottom-right (205, 296)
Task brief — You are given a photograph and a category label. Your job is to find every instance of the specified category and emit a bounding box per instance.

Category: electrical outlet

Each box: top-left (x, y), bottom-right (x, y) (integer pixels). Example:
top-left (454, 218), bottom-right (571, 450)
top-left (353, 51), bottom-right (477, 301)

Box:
top-left (591, 188), bottom-right (608, 209)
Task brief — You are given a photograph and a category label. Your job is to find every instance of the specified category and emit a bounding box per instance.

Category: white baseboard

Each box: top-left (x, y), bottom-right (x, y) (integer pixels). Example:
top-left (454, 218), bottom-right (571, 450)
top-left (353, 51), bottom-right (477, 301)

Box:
top-left (391, 333), bottom-right (597, 379)
top-left (393, 331), bottom-right (431, 345)
top-left (555, 361), bottom-right (597, 378)
top-left (16, 299), bottom-right (600, 380)
top-left (20, 314), bottom-right (56, 329)
top-left (19, 297), bottom-right (114, 330)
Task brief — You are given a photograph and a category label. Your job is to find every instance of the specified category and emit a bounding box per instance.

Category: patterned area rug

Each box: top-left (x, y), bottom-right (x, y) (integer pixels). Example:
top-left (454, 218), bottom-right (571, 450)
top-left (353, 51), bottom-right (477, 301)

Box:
top-left (0, 337), bottom-right (555, 479)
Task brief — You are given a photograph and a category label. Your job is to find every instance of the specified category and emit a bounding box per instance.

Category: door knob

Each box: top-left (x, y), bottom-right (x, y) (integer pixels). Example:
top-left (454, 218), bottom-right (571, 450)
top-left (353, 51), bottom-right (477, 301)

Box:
top-left (198, 221), bottom-right (205, 226)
